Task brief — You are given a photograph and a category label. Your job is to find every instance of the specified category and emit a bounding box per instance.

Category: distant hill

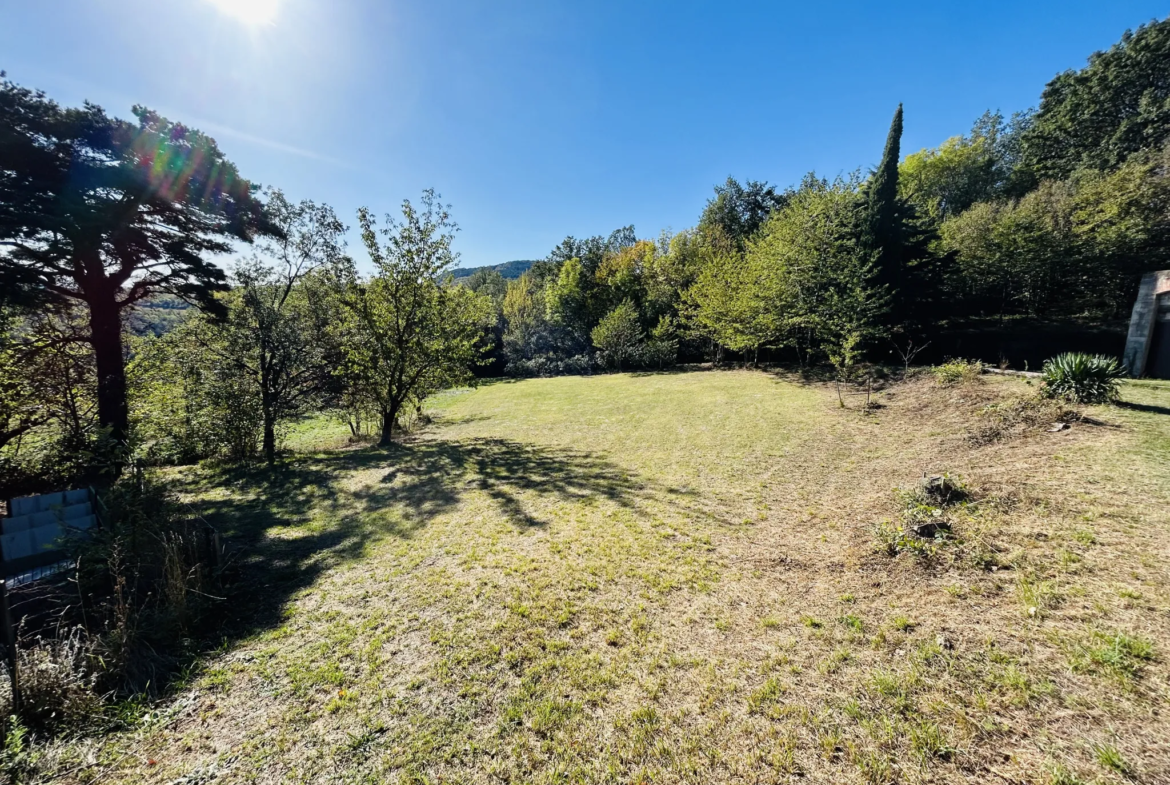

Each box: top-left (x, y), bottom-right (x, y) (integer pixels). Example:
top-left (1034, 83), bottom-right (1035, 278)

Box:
top-left (450, 259), bottom-right (536, 282)
top-left (127, 294), bottom-right (191, 337)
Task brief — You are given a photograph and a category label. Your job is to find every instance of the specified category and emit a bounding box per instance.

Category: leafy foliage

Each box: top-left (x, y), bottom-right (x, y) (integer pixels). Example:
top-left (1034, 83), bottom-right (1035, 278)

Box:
top-left (932, 359), bottom-right (983, 386)
top-left (940, 181), bottom-right (1079, 318)
top-left (213, 192), bottom-right (347, 464)
top-left (0, 76), bottom-right (275, 449)
top-left (1022, 17), bottom-right (1170, 178)
top-left (129, 320), bottom-right (263, 463)
top-left (697, 176), bottom-right (788, 250)
top-left (749, 175), bottom-right (888, 366)
top-left (338, 191), bottom-right (493, 444)
top-left (592, 300), bottom-right (644, 370)
top-left (1040, 352), bottom-right (1125, 404)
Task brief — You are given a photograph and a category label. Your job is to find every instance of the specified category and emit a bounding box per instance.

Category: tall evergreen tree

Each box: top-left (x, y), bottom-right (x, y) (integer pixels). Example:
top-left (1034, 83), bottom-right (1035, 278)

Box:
top-left (859, 104), bottom-right (936, 325)
top-left (862, 104), bottom-right (904, 294)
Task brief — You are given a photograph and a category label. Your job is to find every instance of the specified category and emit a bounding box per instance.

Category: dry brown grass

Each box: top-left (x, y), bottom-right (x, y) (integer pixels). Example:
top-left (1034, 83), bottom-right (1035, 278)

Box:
top-left (23, 370), bottom-right (1170, 785)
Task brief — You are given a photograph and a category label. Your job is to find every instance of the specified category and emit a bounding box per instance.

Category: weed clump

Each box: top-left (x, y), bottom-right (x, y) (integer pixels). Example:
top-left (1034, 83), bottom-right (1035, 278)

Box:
top-left (1069, 630), bottom-right (1155, 681)
top-left (969, 396), bottom-right (1077, 445)
top-left (1, 469), bottom-right (224, 735)
top-left (877, 474), bottom-right (971, 559)
top-left (932, 359), bottom-right (982, 387)
top-left (2, 629), bottom-right (103, 733)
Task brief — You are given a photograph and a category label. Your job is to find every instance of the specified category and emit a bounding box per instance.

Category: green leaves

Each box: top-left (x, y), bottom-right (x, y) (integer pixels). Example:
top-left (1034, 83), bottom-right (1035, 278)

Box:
top-left (339, 192), bottom-right (492, 443)
top-left (1040, 352), bottom-right (1125, 404)
top-left (1022, 17), bottom-right (1170, 178)
top-left (591, 300), bottom-right (643, 371)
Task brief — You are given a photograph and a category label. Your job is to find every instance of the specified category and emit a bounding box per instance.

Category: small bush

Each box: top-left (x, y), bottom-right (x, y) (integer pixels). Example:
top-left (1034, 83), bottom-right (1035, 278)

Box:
top-left (505, 354), bottom-right (593, 377)
top-left (2, 629), bottom-right (103, 733)
top-left (1040, 353), bottom-right (1125, 404)
top-left (592, 300), bottom-right (644, 371)
top-left (932, 359), bottom-right (982, 386)
top-left (640, 337), bottom-right (678, 370)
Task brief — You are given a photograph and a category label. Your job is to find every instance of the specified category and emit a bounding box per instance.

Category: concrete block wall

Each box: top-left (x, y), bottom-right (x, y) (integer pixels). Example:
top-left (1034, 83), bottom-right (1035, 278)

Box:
top-left (2, 489), bottom-right (96, 567)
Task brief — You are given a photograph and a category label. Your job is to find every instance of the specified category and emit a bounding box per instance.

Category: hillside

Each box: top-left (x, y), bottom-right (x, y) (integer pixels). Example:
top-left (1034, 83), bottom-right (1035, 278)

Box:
top-left (125, 294), bottom-right (191, 337)
top-left (449, 259), bottom-right (536, 281)
top-left (51, 370), bottom-right (1170, 784)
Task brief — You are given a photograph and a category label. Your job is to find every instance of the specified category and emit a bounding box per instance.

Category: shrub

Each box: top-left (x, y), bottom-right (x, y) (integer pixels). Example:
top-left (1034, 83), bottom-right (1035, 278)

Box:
top-left (505, 354), bottom-right (593, 377)
top-left (642, 316), bottom-right (679, 370)
top-left (592, 300), bottom-right (644, 371)
top-left (1040, 352), bottom-right (1125, 404)
top-left (641, 337), bottom-right (678, 370)
top-left (932, 359), bottom-right (982, 386)
top-left (2, 629), bottom-right (103, 733)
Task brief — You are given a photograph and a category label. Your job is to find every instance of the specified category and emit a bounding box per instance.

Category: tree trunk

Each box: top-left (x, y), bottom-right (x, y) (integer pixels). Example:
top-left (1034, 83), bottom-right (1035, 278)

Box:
top-left (89, 296), bottom-right (129, 457)
top-left (379, 403), bottom-right (398, 447)
top-left (262, 409), bottom-right (276, 466)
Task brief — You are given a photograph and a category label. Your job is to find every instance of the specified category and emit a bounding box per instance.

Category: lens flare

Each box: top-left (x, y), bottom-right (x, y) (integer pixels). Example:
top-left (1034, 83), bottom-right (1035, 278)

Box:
top-left (205, 0), bottom-right (279, 26)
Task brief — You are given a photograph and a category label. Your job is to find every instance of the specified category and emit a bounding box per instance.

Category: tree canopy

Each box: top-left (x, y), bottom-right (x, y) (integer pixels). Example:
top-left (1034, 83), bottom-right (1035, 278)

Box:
top-left (338, 191), bottom-right (492, 445)
top-left (0, 76), bottom-right (275, 450)
top-left (1022, 17), bottom-right (1170, 179)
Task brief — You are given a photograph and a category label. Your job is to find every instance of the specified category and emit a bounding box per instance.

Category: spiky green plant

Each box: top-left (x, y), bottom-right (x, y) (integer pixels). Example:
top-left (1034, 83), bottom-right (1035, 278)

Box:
top-left (1040, 353), bottom-right (1125, 404)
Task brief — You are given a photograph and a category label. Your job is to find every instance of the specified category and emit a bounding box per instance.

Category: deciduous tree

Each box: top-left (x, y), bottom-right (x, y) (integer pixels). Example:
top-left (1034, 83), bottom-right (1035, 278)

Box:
top-left (339, 191), bottom-right (491, 445)
top-left (1022, 17), bottom-right (1170, 179)
top-left (212, 192), bottom-right (346, 464)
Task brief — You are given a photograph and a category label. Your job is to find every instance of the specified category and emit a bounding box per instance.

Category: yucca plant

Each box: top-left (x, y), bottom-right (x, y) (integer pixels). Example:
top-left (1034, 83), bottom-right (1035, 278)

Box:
top-left (1040, 352), bottom-right (1125, 404)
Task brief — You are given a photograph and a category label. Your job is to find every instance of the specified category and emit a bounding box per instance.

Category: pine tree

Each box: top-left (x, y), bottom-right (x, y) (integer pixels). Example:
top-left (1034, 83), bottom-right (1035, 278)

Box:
top-left (0, 77), bottom-right (275, 456)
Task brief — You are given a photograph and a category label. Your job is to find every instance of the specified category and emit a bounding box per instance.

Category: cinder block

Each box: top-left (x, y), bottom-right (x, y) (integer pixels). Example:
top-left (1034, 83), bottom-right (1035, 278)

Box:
top-left (1, 530), bottom-right (34, 561)
top-left (30, 524), bottom-right (63, 554)
top-left (2, 515), bottom-right (35, 535)
top-left (64, 489), bottom-right (90, 505)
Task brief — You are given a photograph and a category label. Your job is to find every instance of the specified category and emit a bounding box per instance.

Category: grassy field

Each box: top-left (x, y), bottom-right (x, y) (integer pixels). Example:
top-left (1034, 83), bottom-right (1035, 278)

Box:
top-left (32, 370), bottom-right (1170, 784)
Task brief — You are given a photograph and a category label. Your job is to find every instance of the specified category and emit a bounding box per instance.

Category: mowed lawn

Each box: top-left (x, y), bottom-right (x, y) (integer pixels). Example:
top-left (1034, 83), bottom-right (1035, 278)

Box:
top-left (48, 370), bottom-right (1170, 784)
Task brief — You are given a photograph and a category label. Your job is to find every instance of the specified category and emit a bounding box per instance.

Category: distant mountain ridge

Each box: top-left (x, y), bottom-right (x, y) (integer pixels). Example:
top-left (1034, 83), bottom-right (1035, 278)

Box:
top-left (450, 259), bottom-right (536, 281)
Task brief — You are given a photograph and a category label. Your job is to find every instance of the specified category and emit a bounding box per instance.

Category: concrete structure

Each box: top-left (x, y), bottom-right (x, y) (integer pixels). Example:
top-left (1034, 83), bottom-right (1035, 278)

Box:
top-left (1123, 270), bottom-right (1170, 378)
top-left (1, 489), bottom-right (97, 580)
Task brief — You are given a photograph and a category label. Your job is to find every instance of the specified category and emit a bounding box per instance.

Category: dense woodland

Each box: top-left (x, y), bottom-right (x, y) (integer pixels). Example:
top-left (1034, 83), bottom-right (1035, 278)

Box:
top-left (3, 18), bottom-right (1170, 491)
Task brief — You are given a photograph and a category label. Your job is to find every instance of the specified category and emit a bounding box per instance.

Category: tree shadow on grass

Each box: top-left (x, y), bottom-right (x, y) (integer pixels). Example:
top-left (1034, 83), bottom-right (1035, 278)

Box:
top-left (154, 435), bottom-right (651, 694)
top-left (1116, 399), bottom-right (1170, 417)
top-left (368, 437), bottom-right (644, 528)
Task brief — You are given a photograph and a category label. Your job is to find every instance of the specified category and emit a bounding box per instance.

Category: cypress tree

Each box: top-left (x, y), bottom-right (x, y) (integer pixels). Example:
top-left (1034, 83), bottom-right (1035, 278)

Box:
top-left (863, 104), bottom-right (904, 295)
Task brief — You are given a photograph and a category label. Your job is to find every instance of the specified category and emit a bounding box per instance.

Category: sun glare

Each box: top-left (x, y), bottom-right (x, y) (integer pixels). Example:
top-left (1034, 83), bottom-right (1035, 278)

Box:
top-left (205, 0), bottom-right (279, 26)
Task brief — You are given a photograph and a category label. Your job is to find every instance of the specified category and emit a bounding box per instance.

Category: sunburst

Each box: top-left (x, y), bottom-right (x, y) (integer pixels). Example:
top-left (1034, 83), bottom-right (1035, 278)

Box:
top-left (205, 0), bottom-right (279, 27)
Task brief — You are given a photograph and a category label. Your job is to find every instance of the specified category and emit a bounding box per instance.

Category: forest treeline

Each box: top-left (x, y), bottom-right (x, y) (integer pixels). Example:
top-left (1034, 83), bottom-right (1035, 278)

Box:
top-left (3, 17), bottom-right (1170, 488)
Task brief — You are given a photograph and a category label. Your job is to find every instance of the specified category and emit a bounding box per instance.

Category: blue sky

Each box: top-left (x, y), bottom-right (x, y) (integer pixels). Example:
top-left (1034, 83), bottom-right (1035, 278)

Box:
top-left (1, 1), bottom-right (1167, 269)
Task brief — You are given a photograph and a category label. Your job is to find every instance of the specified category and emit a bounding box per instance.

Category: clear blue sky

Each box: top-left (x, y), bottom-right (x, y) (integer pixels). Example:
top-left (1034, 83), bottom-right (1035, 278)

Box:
top-left (1, 1), bottom-right (1167, 269)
